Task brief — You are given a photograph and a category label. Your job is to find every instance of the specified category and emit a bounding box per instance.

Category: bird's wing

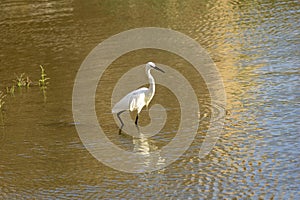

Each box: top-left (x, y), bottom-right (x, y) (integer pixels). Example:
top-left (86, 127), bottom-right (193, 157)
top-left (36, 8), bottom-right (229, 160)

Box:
top-left (112, 87), bottom-right (148, 113)
top-left (129, 88), bottom-right (147, 112)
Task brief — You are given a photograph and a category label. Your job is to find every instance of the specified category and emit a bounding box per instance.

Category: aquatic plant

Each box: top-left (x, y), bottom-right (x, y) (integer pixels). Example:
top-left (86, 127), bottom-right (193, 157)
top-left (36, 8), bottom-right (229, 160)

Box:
top-left (6, 85), bottom-right (15, 95)
top-left (0, 91), bottom-right (6, 109)
top-left (39, 65), bottom-right (50, 87)
top-left (26, 76), bottom-right (32, 87)
top-left (0, 65), bottom-right (51, 110)
top-left (14, 73), bottom-right (32, 87)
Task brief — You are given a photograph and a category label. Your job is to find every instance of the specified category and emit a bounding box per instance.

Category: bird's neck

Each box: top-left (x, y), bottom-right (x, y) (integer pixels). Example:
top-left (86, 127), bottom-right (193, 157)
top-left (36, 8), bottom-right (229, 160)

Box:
top-left (147, 68), bottom-right (155, 97)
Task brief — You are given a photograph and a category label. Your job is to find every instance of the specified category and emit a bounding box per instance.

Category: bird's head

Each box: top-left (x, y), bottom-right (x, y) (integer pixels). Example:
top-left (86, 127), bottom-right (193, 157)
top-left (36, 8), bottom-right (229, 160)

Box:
top-left (146, 62), bottom-right (165, 73)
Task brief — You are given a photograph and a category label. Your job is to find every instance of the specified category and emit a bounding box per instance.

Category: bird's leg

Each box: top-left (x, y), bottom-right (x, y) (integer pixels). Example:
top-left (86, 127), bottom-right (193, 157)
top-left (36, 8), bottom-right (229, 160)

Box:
top-left (135, 114), bottom-right (139, 125)
top-left (117, 110), bottom-right (126, 134)
top-left (135, 114), bottom-right (140, 133)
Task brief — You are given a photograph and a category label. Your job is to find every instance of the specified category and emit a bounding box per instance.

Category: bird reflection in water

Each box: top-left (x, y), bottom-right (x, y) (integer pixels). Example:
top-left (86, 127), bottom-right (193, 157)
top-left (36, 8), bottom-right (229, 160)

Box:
top-left (132, 132), bottom-right (165, 171)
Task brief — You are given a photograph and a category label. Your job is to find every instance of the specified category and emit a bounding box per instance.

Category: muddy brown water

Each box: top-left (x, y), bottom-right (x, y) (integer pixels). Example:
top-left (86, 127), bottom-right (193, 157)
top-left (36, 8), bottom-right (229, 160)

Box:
top-left (0, 0), bottom-right (299, 199)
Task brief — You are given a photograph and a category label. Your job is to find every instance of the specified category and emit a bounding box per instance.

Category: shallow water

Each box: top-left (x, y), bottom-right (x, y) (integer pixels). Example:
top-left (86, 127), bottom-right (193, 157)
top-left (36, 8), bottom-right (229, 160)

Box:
top-left (0, 0), bottom-right (299, 199)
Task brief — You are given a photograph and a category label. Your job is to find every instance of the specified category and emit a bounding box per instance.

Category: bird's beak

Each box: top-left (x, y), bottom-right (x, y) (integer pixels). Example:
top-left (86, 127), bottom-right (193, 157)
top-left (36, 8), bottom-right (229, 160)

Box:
top-left (154, 66), bottom-right (165, 73)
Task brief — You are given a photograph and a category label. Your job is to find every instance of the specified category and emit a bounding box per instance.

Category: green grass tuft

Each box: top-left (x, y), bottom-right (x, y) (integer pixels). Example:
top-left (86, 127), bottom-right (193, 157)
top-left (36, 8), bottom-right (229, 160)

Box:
top-left (6, 85), bottom-right (15, 95)
top-left (0, 91), bottom-right (6, 109)
top-left (14, 73), bottom-right (32, 87)
top-left (39, 65), bottom-right (50, 87)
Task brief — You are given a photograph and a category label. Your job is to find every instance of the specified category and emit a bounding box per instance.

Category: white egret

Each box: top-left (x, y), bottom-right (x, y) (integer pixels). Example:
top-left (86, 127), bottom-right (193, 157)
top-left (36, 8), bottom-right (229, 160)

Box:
top-left (112, 62), bottom-right (165, 133)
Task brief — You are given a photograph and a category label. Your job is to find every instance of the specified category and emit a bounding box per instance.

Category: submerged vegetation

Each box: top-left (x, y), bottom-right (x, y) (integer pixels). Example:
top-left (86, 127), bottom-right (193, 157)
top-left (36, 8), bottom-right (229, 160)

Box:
top-left (14, 73), bottom-right (32, 87)
top-left (0, 65), bottom-right (50, 110)
top-left (39, 65), bottom-right (50, 87)
top-left (0, 91), bottom-right (6, 109)
top-left (39, 65), bottom-right (50, 102)
top-left (6, 85), bottom-right (15, 95)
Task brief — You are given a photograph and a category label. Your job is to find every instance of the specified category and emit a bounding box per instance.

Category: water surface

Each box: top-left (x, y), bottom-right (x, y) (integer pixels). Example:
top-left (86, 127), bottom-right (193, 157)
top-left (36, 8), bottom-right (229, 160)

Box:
top-left (0, 0), bottom-right (299, 199)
